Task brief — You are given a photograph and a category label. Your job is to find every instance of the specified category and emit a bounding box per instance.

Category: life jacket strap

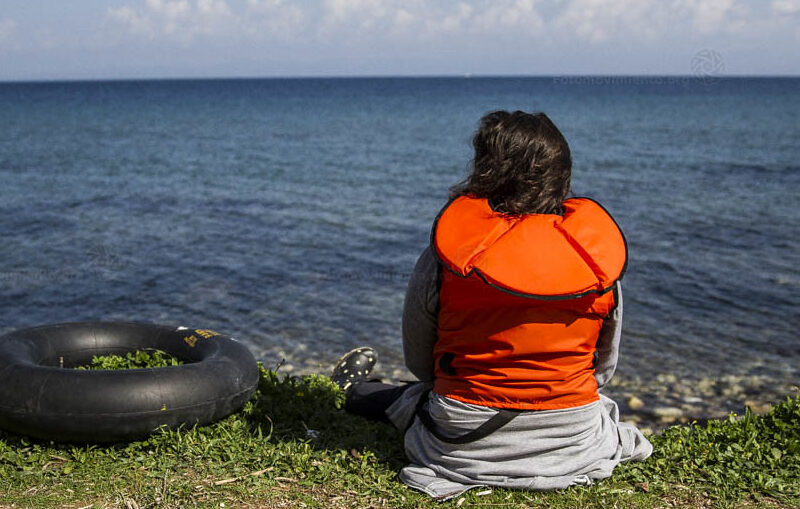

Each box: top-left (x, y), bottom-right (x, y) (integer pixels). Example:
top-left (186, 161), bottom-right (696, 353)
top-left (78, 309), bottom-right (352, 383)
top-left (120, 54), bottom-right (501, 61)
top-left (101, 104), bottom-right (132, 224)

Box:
top-left (414, 390), bottom-right (520, 444)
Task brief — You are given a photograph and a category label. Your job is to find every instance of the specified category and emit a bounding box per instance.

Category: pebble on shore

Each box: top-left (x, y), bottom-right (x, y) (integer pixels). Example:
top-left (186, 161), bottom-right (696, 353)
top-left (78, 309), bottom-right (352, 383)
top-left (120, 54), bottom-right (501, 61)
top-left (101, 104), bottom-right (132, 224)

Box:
top-left (627, 396), bottom-right (645, 410)
top-left (652, 406), bottom-right (684, 423)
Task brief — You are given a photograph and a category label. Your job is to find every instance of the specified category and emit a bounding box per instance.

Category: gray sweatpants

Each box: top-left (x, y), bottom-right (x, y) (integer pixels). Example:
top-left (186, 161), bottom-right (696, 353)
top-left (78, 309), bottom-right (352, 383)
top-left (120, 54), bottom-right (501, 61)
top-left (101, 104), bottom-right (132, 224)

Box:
top-left (386, 384), bottom-right (653, 499)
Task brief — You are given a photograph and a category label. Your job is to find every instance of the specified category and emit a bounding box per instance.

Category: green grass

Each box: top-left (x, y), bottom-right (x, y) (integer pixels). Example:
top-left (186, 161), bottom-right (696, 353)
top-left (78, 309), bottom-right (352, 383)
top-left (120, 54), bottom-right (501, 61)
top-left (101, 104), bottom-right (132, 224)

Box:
top-left (0, 355), bottom-right (798, 508)
top-left (75, 350), bottom-right (184, 370)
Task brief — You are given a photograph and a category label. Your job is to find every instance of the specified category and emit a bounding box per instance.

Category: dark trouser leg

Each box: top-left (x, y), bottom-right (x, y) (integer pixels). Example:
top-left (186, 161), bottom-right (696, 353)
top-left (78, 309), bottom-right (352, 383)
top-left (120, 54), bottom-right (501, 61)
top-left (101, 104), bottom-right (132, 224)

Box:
top-left (345, 381), bottom-right (413, 423)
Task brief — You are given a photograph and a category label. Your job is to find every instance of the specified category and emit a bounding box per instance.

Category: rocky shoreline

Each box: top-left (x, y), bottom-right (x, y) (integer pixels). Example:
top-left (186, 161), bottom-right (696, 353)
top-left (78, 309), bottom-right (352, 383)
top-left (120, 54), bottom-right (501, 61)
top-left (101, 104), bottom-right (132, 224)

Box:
top-left (602, 372), bottom-right (799, 433)
top-left (261, 348), bottom-right (799, 434)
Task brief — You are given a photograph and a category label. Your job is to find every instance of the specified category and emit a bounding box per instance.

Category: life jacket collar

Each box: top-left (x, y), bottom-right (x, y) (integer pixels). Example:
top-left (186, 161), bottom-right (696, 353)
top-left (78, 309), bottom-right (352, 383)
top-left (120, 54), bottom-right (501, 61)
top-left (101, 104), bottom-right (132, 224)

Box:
top-left (432, 195), bottom-right (627, 299)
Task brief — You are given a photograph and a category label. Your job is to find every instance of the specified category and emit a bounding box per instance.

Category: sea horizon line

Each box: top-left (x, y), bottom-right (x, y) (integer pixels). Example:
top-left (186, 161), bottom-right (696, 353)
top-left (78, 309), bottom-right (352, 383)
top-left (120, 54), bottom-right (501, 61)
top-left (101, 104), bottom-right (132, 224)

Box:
top-left (1, 73), bottom-right (799, 85)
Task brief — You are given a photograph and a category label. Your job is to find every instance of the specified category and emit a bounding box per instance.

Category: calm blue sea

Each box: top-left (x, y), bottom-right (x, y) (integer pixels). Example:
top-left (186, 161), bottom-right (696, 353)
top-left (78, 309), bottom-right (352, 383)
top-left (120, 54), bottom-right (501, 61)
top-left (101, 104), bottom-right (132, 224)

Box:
top-left (1, 77), bottom-right (798, 386)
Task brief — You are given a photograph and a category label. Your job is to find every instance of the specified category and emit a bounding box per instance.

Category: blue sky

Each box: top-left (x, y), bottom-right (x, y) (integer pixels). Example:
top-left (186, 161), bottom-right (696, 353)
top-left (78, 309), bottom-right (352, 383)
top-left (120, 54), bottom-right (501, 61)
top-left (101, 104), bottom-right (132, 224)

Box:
top-left (1, 0), bottom-right (798, 81)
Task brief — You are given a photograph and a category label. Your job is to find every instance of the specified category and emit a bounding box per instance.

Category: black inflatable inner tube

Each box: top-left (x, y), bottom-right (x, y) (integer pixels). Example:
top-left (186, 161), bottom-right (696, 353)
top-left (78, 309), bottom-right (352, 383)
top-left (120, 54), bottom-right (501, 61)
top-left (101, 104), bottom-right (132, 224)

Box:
top-left (0, 321), bottom-right (259, 443)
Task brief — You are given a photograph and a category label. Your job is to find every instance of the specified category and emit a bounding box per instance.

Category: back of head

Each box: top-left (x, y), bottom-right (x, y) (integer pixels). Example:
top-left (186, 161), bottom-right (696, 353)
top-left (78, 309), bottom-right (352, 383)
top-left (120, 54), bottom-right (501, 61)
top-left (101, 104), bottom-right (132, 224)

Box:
top-left (455, 110), bottom-right (572, 216)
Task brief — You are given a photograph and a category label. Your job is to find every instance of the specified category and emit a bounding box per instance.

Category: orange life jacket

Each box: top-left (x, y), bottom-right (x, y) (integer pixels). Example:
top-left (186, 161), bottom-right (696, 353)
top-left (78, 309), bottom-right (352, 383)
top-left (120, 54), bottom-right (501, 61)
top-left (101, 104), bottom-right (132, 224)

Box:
top-left (432, 195), bottom-right (627, 410)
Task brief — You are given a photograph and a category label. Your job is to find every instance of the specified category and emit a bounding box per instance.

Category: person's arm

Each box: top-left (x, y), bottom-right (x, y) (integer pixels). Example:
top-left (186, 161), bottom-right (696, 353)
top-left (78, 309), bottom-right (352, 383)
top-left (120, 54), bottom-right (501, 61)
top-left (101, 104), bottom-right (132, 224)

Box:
top-left (594, 282), bottom-right (623, 390)
top-left (401, 246), bottom-right (440, 382)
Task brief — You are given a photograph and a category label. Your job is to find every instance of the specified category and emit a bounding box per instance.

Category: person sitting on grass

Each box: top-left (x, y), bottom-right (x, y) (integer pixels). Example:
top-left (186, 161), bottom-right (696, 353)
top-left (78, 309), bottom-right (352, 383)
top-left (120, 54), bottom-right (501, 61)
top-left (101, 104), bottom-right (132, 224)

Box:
top-left (330, 110), bottom-right (653, 499)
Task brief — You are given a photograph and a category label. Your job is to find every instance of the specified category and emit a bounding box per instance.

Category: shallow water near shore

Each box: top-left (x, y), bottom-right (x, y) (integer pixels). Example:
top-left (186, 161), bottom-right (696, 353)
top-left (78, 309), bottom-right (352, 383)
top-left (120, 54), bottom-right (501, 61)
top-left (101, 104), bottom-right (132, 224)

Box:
top-left (1, 77), bottom-right (798, 428)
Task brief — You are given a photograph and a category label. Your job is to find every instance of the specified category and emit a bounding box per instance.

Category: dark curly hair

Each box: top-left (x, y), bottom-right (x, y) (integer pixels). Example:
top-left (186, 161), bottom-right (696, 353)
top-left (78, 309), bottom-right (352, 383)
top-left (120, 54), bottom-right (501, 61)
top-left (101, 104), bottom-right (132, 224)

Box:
top-left (452, 110), bottom-right (572, 215)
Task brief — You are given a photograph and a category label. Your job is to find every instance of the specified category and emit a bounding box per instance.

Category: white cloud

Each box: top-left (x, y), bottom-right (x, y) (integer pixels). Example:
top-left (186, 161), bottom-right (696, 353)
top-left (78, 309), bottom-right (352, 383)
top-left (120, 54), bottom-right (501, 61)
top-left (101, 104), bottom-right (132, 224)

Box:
top-left (552, 0), bottom-right (754, 43)
top-left (107, 0), bottom-right (239, 44)
top-left (315, 0), bottom-right (546, 40)
top-left (476, 0), bottom-right (544, 31)
top-left (0, 18), bottom-right (18, 49)
top-left (320, 0), bottom-right (421, 34)
top-left (107, 0), bottom-right (753, 48)
top-left (95, 0), bottom-right (799, 74)
top-left (432, 3), bottom-right (473, 33)
top-left (146, 0), bottom-right (191, 19)
top-left (556, 0), bottom-right (667, 42)
top-left (771, 0), bottom-right (800, 13)
top-left (438, 0), bottom-right (544, 34)
top-left (244, 0), bottom-right (306, 39)
top-left (556, 0), bottom-right (609, 42)
top-left (108, 6), bottom-right (157, 39)
top-left (673, 0), bottom-right (738, 33)
top-left (394, 8), bottom-right (414, 28)
top-left (322, 0), bottom-right (385, 31)
top-left (197, 0), bottom-right (231, 18)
